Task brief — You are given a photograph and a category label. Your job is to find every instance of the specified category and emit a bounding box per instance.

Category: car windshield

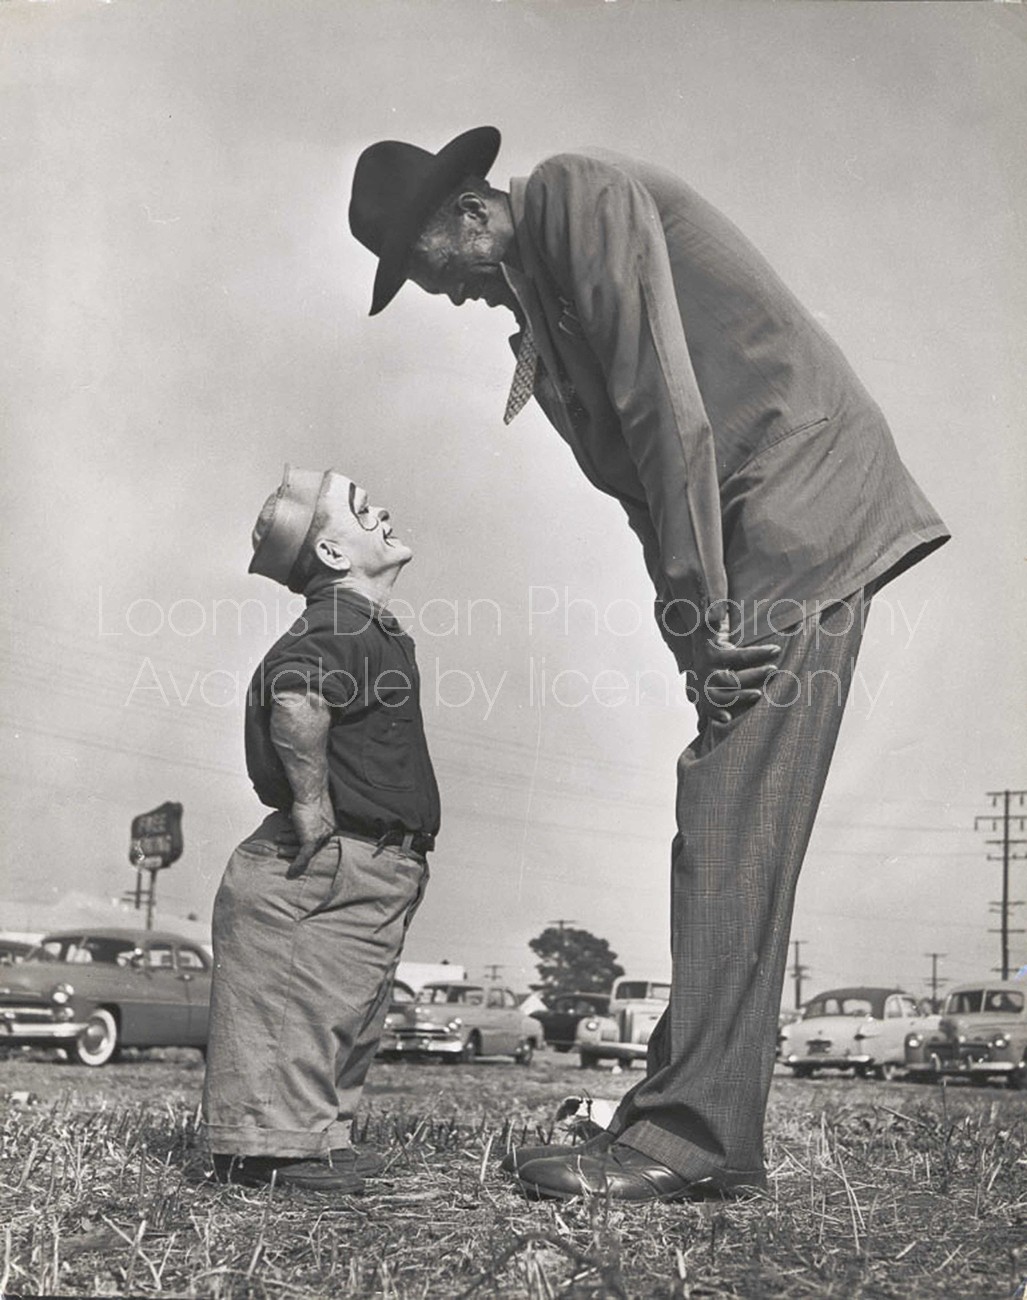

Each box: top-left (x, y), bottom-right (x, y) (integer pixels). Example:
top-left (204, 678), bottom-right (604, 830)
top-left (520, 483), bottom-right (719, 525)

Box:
top-left (417, 985), bottom-right (485, 1006)
top-left (945, 990), bottom-right (984, 1015)
top-left (616, 982), bottom-right (670, 1001)
top-left (948, 989), bottom-right (1024, 1015)
top-left (28, 936), bottom-right (140, 965)
top-left (805, 995), bottom-right (876, 1018)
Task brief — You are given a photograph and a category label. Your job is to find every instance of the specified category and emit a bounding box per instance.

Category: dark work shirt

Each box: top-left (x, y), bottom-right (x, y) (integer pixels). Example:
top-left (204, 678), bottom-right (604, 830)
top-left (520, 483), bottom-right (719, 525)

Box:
top-left (245, 584), bottom-right (441, 839)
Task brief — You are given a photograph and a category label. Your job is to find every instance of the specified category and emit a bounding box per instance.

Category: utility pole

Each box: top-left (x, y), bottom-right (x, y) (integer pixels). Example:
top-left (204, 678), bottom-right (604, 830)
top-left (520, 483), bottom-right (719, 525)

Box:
top-left (974, 790), bottom-right (1027, 980)
top-left (790, 940), bottom-right (809, 1010)
top-left (924, 952), bottom-right (946, 1011)
top-left (483, 964), bottom-right (504, 981)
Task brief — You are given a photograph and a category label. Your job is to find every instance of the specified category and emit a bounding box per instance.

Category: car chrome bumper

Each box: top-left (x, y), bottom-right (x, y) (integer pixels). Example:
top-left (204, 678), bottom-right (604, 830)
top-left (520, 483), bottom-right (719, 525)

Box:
top-left (785, 1053), bottom-right (872, 1069)
top-left (389, 1037), bottom-right (464, 1056)
top-left (0, 1020), bottom-right (85, 1042)
top-left (906, 1058), bottom-right (1015, 1078)
top-left (580, 1042), bottom-right (649, 1060)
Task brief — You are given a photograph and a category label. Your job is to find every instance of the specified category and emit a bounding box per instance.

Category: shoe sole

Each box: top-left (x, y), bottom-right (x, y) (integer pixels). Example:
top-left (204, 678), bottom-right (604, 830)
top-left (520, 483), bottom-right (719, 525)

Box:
top-left (514, 1170), bottom-right (767, 1203)
top-left (515, 1175), bottom-right (701, 1203)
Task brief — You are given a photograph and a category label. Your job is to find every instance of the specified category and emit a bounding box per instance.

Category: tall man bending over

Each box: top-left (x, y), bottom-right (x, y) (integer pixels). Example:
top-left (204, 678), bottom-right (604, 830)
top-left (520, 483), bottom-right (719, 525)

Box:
top-left (348, 128), bottom-right (948, 1201)
top-left (203, 466), bottom-right (438, 1194)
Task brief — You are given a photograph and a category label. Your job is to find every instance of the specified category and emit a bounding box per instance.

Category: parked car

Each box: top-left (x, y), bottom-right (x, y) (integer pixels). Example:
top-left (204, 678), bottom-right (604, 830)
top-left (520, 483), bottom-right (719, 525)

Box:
top-left (0, 939), bottom-right (35, 966)
top-left (776, 1006), bottom-right (804, 1056)
top-left (380, 981), bottom-right (540, 1064)
top-left (0, 928), bottom-right (211, 1066)
top-left (576, 977), bottom-right (670, 1068)
top-left (778, 986), bottom-right (937, 1080)
top-left (376, 977), bottom-right (415, 1057)
top-left (904, 980), bottom-right (1027, 1088)
top-left (531, 991), bottom-right (611, 1052)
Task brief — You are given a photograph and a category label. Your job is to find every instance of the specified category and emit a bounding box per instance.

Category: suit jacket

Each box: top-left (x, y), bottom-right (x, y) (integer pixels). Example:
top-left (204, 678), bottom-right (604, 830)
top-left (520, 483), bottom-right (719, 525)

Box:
top-left (506, 150), bottom-right (949, 667)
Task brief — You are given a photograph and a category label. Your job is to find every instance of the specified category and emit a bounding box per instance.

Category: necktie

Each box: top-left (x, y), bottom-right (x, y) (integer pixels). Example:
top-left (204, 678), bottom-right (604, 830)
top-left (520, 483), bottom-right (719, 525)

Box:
top-left (503, 320), bottom-right (538, 425)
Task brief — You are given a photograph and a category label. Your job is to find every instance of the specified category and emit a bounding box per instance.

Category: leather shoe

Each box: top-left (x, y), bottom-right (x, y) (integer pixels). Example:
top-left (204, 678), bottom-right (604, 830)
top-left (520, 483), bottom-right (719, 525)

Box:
top-left (499, 1128), bottom-right (613, 1175)
top-left (211, 1153), bottom-right (365, 1194)
top-left (328, 1145), bottom-right (386, 1177)
top-left (513, 1140), bottom-right (767, 1203)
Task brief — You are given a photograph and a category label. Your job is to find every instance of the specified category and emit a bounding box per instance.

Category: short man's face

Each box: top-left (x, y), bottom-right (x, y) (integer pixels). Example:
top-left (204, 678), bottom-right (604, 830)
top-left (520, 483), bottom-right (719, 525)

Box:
top-left (407, 202), bottom-right (517, 311)
top-left (317, 473), bottom-right (412, 578)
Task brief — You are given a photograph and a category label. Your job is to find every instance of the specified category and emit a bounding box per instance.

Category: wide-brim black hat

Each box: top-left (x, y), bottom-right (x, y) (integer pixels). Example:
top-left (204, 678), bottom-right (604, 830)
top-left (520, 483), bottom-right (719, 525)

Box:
top-left (349, 126), bottom-right (501, 316)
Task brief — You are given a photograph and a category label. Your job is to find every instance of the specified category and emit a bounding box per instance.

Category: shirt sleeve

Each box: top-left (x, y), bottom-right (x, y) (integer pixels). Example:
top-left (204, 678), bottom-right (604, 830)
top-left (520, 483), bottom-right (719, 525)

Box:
top-left (258, 627), bottom-right (364, 712)
top-left (524, 153), bottom-right (728, 621)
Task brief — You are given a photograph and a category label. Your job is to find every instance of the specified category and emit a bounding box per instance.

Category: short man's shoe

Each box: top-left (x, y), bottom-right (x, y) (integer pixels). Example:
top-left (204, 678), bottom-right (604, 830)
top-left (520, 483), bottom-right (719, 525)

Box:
top-left (513, 1140), bottom-right (767, 1203)
top-left (499, 1127), bottom-right (613, 1175)
top-left (328, 1145), bottom-right (386, 1177)
top-left (211, 1153), bottom-right (365, 1194)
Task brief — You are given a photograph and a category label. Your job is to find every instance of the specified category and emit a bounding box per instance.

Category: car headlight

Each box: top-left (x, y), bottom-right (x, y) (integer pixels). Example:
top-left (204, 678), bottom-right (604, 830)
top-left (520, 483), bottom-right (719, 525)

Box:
top-left (446, 1018), bottom-right (462, 1032)
top-left (50, 983), bottom-right (74, 1005)
top-left (957, 1034), bottom-right (968, 1045)
top-left (990, 1033), bottom-right (1010, 1050)
top-left (583, 1018), bottom-right (600, 1031)
top-left (906, 1034), bottom-right (922, 1049)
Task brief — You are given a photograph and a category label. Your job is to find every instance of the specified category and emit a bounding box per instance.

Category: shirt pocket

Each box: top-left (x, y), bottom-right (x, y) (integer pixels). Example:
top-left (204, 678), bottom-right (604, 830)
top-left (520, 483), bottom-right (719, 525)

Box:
top-left (361, 713), bottom-right (416, 791)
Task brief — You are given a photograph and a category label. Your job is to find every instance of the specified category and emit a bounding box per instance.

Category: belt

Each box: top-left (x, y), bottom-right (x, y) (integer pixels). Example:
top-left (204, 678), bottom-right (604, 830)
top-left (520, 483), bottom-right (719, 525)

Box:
top-left (376, 828), bottom-right (435, 857)
top-left (337, 827), bottom-right (434, 858)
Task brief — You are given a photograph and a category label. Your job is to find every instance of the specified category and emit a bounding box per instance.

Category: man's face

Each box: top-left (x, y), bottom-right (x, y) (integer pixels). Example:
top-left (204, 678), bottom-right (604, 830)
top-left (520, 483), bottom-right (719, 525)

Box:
top-left (316, 473), bottom-right (412, 579)
top-left (407, 202), bottom-right (517, 311)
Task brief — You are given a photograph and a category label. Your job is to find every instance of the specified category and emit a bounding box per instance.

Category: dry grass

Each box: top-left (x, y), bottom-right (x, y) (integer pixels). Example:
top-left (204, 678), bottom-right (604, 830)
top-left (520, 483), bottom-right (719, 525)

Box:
top-left (1, 1050), bottom-right (1026, 1298)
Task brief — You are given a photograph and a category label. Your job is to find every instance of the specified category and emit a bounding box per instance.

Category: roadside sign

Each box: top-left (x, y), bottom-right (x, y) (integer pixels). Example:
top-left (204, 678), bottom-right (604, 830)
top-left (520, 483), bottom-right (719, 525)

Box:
top-left (128, 802), bottom-right (183, 872)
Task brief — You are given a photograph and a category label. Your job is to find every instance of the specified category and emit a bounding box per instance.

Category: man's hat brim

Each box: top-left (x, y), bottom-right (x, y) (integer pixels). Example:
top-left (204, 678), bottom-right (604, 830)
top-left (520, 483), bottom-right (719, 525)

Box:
top-left (367, 126), bottom-right (501, 316)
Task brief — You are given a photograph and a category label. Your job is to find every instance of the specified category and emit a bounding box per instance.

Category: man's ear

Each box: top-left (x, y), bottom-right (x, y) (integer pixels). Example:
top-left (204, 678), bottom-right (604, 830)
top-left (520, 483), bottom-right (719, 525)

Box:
top-left (313, 536), bottom-right (351, 574)
top-left (456, 191), bottom-right (489, 225)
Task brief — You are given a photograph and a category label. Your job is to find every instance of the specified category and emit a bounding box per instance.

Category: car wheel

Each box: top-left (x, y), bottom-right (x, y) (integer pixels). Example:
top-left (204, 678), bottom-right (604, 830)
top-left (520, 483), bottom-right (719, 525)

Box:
top-left (1007, 1061), bottom-right (1026, 1091)
top-left (459, 1032), bottom-right (481, 1064)
top-left (71, 1009), bottom-right (120, 1067)
top-left (875, 1061), bottom-right (901, 1082)
top-left (553, 1044), bottom-right (572, 1054)
top-left (515, 1039), bottom-right (535, 1067)
top-left (579, 1049), bottom-right (601, 1069)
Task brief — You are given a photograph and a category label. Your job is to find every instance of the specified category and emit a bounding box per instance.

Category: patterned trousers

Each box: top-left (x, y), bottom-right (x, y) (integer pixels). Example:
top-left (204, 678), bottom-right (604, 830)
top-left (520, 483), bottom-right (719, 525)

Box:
top-left (611, 591), bottom-right (870, 1182)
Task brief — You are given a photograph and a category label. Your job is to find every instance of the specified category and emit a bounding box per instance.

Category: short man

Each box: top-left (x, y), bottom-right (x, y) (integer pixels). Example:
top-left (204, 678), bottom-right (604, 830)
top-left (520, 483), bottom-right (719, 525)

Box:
top-left (203, 466), bottom-right (439, 1193)
top-left (348, 129), bottom-right (948, 1201)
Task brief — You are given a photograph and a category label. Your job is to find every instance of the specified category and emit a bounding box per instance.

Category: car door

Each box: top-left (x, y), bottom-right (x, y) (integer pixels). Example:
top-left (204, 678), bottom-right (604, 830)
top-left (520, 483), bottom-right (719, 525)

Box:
top-left (482, 986), bottom-right (509, 1053)
top-left (874, 994), bottom-right (912, 1062)
top-left (499, 988), bottom-right (527, 1052)
top-left (121, 941), bottom-right (190, 1045)
top-left (174, 944), bottom-right (212, 1044)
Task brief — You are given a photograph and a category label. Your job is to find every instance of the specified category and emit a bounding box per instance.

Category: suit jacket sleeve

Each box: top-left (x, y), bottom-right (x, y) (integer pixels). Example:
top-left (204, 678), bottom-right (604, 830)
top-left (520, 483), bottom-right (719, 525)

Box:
top-left (523, 153), bottom-right (728, 627)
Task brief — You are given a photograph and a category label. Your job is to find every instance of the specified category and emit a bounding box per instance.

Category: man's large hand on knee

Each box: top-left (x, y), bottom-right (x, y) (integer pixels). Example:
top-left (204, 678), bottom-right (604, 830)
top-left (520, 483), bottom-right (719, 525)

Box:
top-left (687, 616), bottom-right (781, 727)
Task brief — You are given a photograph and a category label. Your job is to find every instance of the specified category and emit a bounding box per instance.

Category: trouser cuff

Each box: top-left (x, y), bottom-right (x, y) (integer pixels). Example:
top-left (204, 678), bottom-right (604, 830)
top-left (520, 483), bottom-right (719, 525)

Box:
top-left (205, 1124), bottom-right (331, 1158)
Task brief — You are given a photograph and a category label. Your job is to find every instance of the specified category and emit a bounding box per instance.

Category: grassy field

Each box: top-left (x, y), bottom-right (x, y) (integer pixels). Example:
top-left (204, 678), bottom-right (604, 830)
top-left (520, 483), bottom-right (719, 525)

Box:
top-left (1, 1049), bottom-right (1026, 1299)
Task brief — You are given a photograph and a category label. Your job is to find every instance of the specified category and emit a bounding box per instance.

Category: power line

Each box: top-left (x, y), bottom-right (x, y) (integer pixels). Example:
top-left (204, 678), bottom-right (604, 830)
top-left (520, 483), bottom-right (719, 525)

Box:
top-left (975, 788), bottom-right (1027, 979)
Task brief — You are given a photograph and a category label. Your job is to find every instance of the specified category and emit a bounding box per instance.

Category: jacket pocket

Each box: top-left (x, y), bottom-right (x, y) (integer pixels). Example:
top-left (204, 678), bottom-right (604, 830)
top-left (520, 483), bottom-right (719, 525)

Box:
top-left (733, 415), bottom-right (830, 476)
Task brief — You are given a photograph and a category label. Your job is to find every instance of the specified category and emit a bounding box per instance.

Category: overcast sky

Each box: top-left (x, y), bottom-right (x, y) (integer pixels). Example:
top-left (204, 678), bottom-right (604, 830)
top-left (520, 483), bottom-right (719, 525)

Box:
top-left (1, 0), bottom-right (1024, 1002)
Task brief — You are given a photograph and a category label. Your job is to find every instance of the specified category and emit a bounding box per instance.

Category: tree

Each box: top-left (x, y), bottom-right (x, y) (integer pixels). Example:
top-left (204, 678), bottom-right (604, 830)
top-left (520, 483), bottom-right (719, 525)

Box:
top-left (529, 925), bottom-right (624, 1000)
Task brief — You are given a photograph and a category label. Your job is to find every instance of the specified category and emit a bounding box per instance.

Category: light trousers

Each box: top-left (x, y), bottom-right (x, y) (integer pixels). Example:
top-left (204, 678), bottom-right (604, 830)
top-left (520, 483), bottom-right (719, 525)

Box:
top-left (203, 812), bottom-right (428, 1158)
